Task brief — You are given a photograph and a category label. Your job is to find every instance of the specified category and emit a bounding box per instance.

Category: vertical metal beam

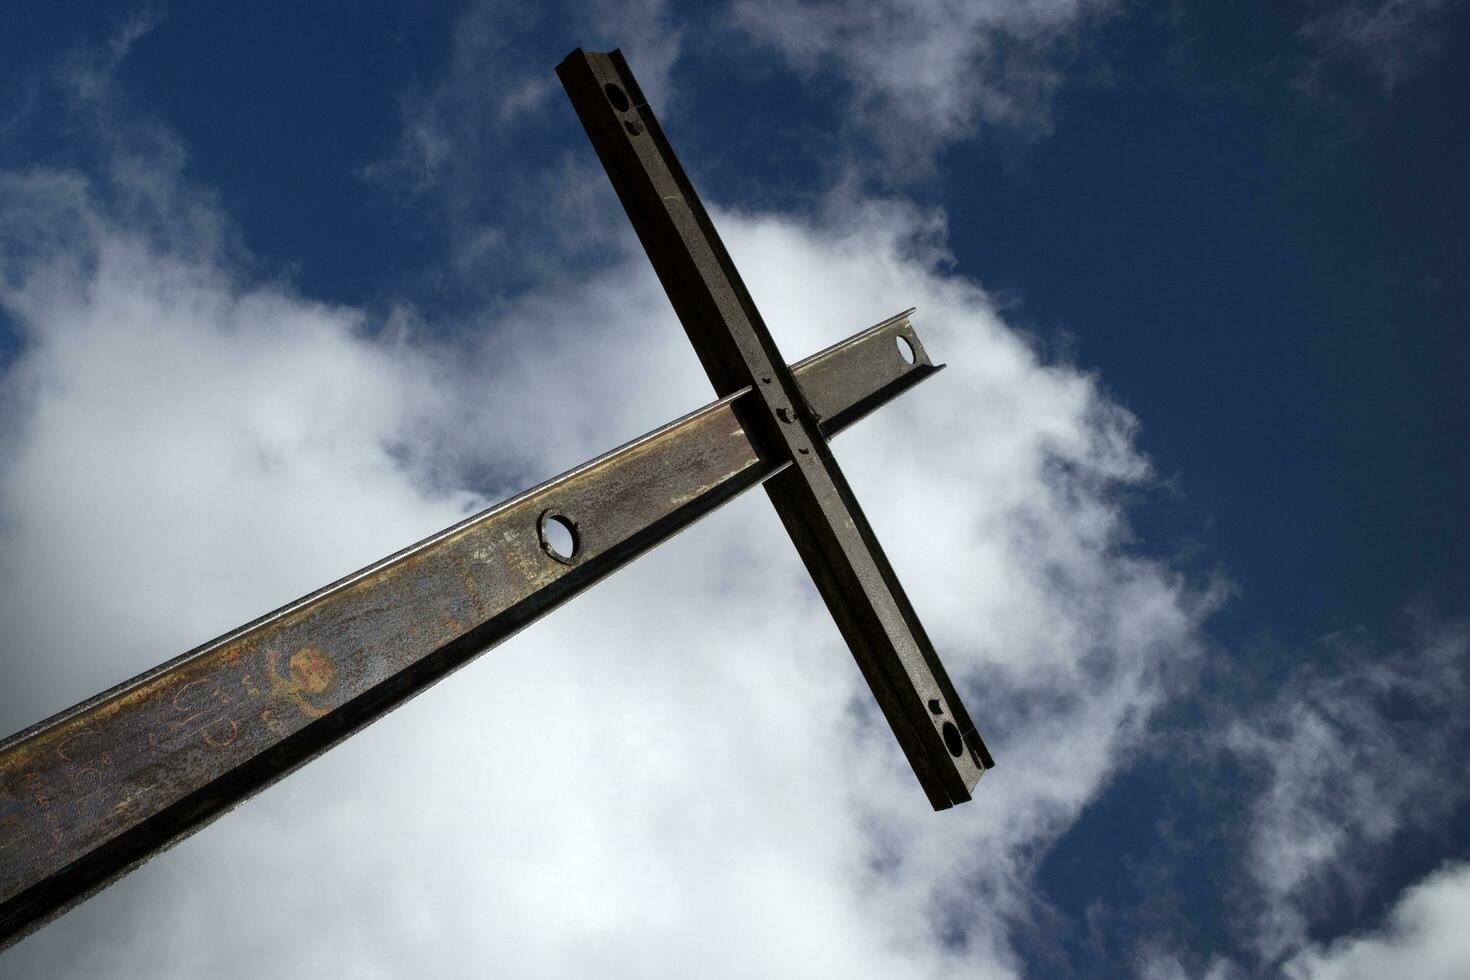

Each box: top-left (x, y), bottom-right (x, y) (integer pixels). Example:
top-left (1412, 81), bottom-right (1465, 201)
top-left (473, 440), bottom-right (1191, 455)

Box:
top-left (557, 49), bottom-right (993, 809)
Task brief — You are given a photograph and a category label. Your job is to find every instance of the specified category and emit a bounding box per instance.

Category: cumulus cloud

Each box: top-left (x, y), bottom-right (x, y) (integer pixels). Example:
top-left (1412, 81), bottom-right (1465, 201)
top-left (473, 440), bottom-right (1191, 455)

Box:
top-left (729, 0), bottom-right (1116, 172)
top-left (0, 24), bottom-right (1214, 977)
top-left (0, 170), bottom-right (473, 734)
top-left (10, 6), bottom-right (1470, 978)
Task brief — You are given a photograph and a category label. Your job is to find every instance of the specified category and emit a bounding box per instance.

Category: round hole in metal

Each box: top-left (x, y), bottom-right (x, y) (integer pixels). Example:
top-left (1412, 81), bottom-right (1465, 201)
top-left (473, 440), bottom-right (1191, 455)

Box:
top-left (896, 334), bottom-right (916, 364)
top-left (604, 83), bottom-right (630, 112)
top-left (539, 511), bottom-right (580, 564)
top-left (941, 721), bottom-right (963, 757)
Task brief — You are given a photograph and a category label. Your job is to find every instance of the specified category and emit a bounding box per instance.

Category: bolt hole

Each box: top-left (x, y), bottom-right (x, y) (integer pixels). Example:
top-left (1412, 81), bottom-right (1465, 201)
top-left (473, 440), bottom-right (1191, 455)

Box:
top-left (896, 335), bottom-right (916, 365)
top-left (928, 698), bottom-right (943, 715)
top-left (604, 83), bottom-right (630, 112)
top-left (539, 512), bottom-right (580, 563)
top-left (624, 118), bottom-right (644, 136)
top-left (941, 721), bottom-right (963, 757)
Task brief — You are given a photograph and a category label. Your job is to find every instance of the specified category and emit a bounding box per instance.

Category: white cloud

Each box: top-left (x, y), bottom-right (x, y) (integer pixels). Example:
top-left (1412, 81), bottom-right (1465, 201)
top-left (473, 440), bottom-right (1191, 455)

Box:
top-left (1219, 619), bottom-right (1470, 963)
top-left (1298, 0), bottom-right (1464, 93)
top-left (364, 0), bottom-right (684, 293)
top-left (11, 7), bottom-right (1470, 978)
top-left (57, 4), bottom-right (166, 109)
top-left (0, 50), bottom-right (1213, 978)
top-left (0, 168), bottom-right (474, 735)
top-left (1134, 949), bottom-right (1242, 980)
top-left (1285, 863), bottom-right (1470, 980)
top-left (729, 0), bottom-right (1116, 171)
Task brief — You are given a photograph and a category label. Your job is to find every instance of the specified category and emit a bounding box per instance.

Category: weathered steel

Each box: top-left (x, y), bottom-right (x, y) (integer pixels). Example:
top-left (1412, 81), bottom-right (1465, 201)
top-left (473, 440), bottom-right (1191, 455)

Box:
top-left (0, 311), bottom-right (939, 949)
top-left (557, 49), bottom-right (994, 811)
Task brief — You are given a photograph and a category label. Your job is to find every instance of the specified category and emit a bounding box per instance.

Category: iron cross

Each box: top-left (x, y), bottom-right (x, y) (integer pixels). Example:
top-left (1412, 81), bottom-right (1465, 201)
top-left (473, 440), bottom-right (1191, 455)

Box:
top-left (0, 48), bottom-right (992, 949)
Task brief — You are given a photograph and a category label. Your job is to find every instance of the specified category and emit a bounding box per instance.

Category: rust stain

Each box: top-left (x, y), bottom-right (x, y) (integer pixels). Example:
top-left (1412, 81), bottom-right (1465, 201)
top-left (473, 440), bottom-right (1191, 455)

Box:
top-left (288, 647), bottom-right (334, 695)
top-left (265, 646), bottom-right (338, 719)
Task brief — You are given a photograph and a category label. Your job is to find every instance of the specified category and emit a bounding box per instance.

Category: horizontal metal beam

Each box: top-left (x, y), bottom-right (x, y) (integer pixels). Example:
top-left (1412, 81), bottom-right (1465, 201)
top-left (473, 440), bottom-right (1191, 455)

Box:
top-left (558, 49), bottom-right (993, 812)
top-left (0, 310), bottom-right (939, 949)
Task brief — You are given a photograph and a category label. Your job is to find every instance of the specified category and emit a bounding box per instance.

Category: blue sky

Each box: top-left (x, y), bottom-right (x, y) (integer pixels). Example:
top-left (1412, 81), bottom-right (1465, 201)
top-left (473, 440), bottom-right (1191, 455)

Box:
top-left (1, 2), bottom-right (1467, 977)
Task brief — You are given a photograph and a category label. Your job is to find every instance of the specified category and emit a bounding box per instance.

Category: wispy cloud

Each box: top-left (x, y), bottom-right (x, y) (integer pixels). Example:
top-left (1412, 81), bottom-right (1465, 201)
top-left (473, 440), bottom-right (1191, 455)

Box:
top-left (57, 3), bottom-right (166, 108)
top-left (1298, 0), bottom-right (1464, 93)
top-left (363, 0), bottom-right (684, 299)
top-left (1285, 862), bottom-right (1470, 979)
top-left (729, 0), bottom-right (1118, 175)
top-left (1130, 616), bottom-right (1470, 975)
top-left (1224, 617), bottom-right (1470, 963)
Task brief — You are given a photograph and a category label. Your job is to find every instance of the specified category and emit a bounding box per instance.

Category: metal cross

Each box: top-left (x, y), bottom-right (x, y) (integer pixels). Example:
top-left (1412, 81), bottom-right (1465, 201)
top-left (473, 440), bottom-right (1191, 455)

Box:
top-left (0, 48), bottom-right (992, 950)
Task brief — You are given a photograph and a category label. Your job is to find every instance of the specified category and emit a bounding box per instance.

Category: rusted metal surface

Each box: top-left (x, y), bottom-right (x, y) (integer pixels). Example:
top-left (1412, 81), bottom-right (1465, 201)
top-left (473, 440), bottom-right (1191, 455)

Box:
top-left (557, 49), bottom-right (993, 812)
top-left (0, 311), bottom-right (939, 949)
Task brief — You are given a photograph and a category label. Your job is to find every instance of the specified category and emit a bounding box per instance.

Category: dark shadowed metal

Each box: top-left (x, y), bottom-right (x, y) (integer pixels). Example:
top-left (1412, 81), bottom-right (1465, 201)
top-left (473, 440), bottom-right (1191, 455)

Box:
top-left (0, 311), bottom-right (945, 948)
top-left (557, 49), bottom-right (993, 812)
